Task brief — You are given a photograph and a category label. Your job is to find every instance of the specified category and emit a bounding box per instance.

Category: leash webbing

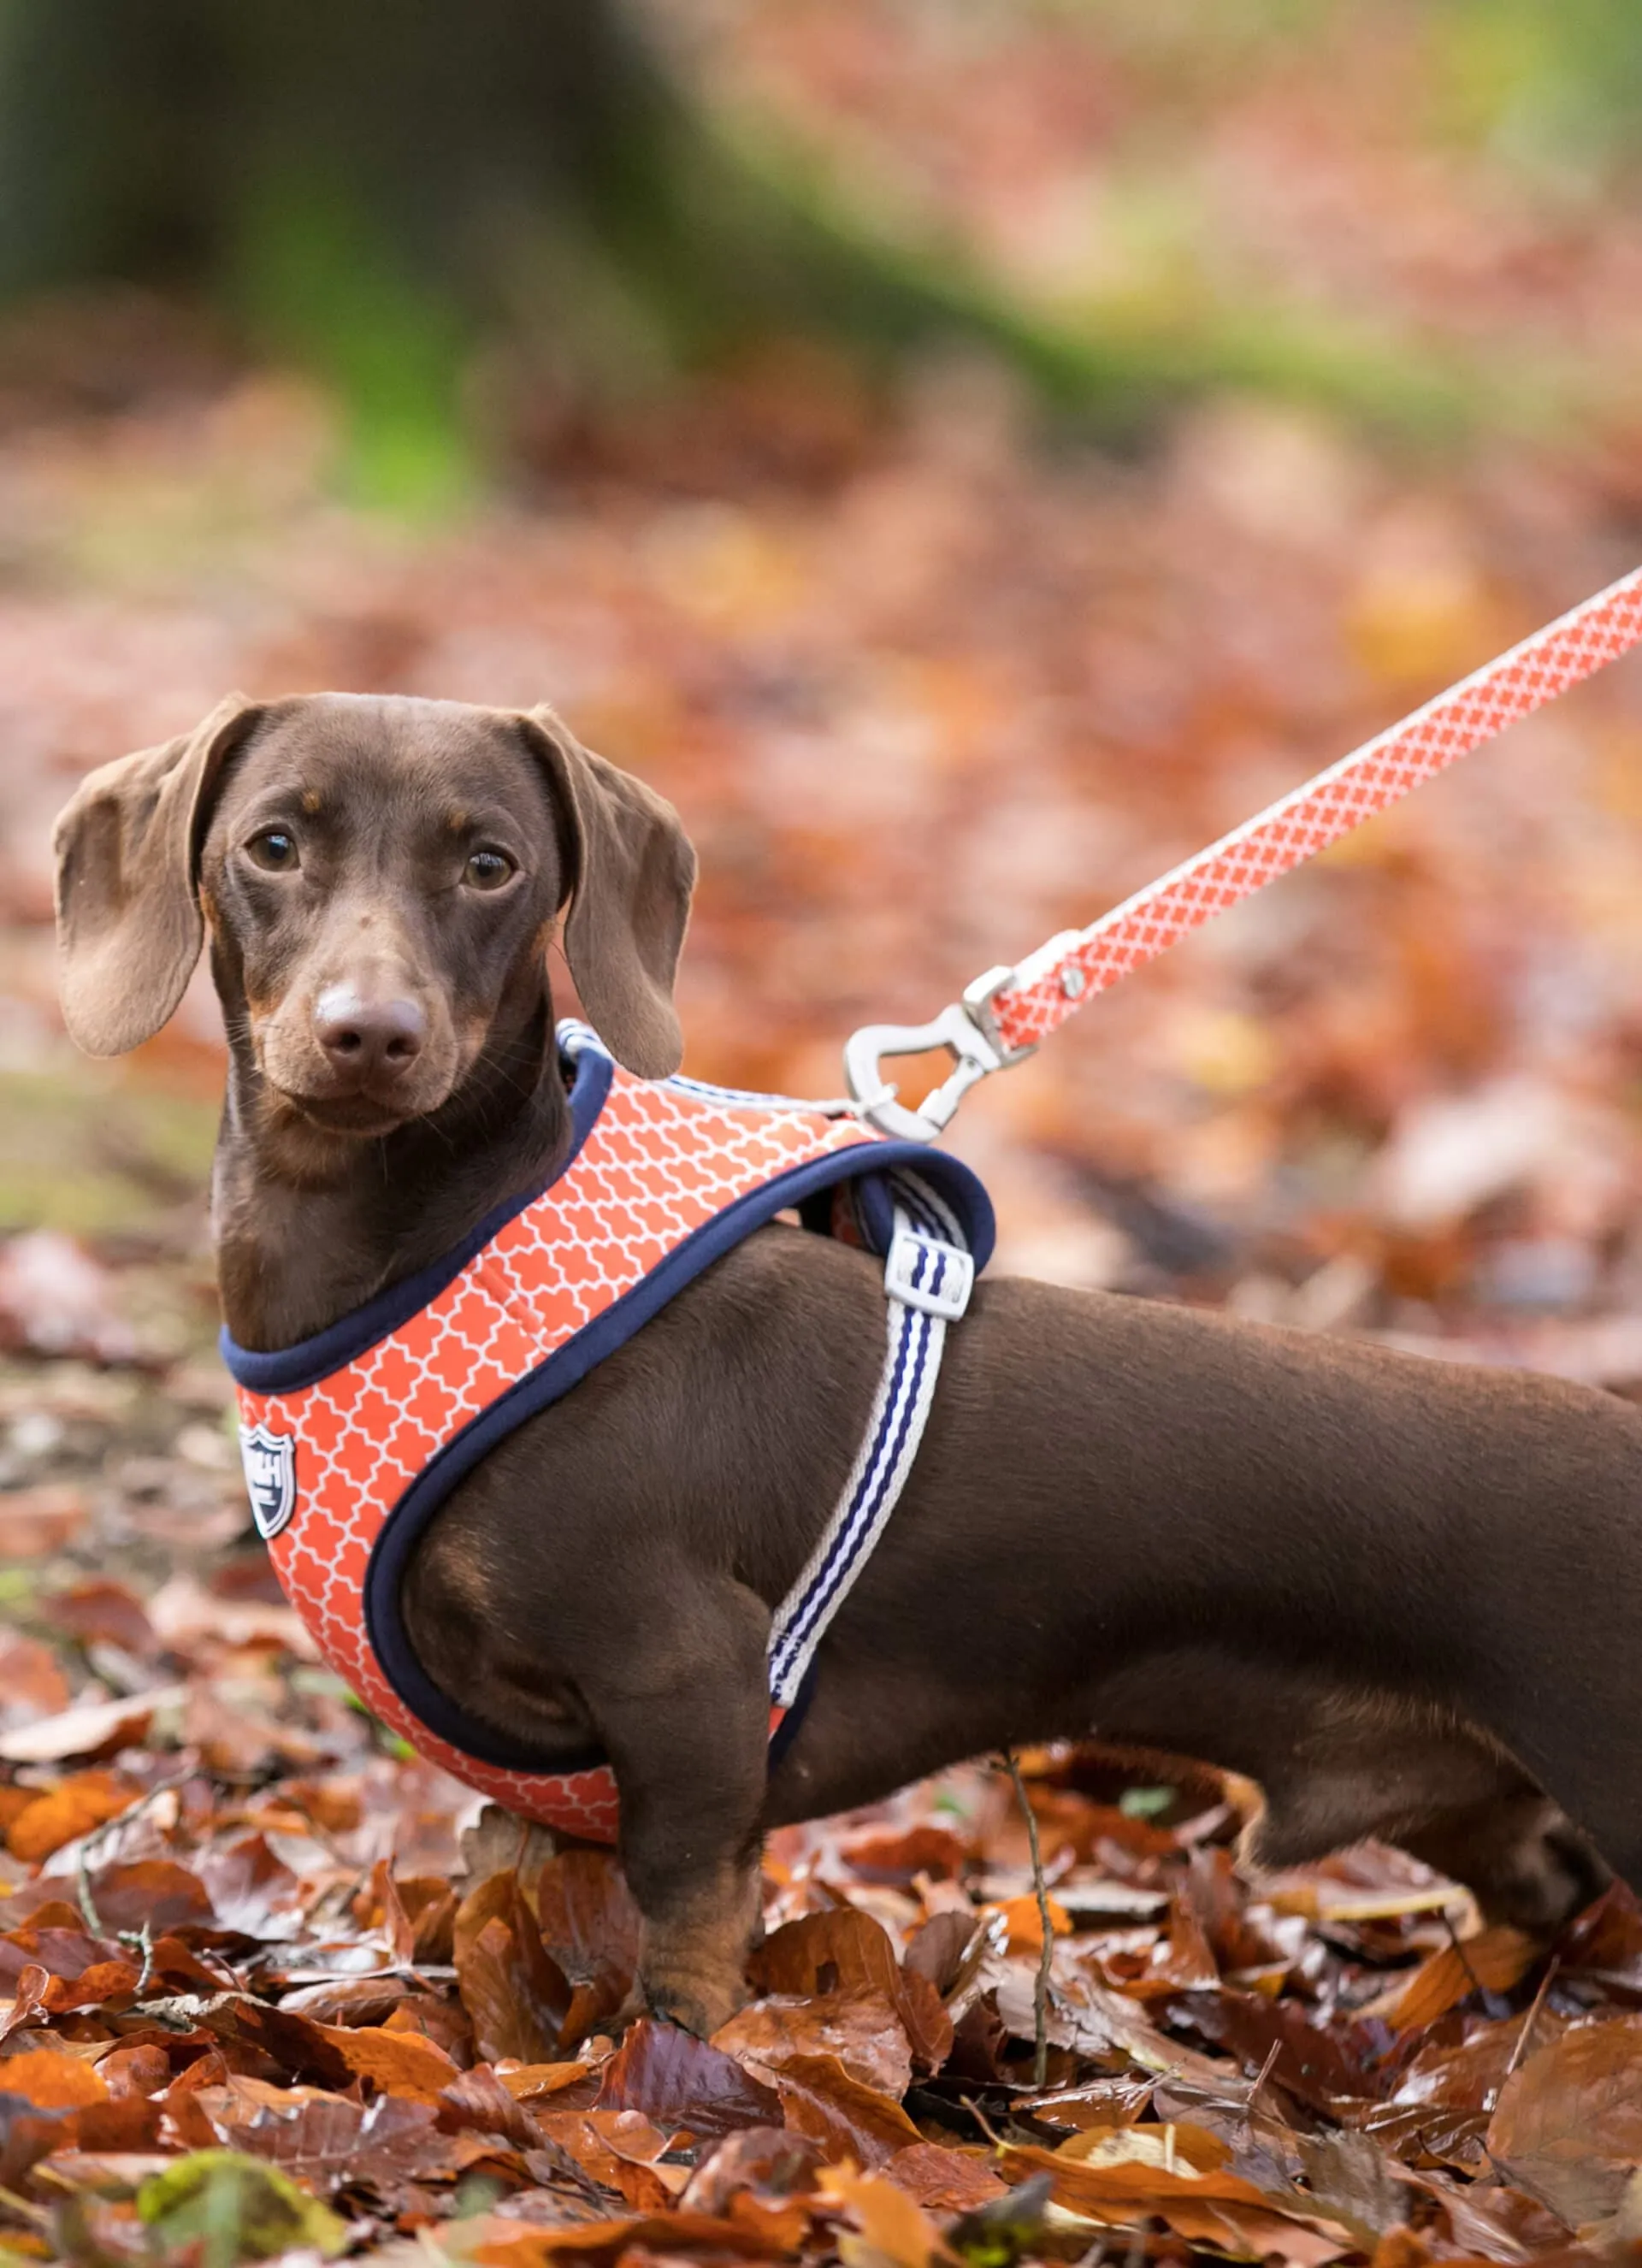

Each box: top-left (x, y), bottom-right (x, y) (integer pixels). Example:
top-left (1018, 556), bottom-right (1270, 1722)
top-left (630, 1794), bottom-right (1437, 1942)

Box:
top-left (846, 563), bottom-right (1642, 1137)
top-left (989, 564), bottom-right (1642, 1053)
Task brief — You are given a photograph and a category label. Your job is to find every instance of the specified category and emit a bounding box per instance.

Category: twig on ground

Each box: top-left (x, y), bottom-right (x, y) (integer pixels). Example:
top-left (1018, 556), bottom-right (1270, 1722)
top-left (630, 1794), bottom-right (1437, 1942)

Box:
top-left (1503, 1955), bottom-right (1560, 2078)
top-left (1441, 1908), bottom-right (1485, 2001)
top-left (1246, 2036), bottom-right (1283, 2114)
top-left (999, 1747), bottom-right (1054, 2088)
top-left (76, 1764), bottom-right (196, 1940)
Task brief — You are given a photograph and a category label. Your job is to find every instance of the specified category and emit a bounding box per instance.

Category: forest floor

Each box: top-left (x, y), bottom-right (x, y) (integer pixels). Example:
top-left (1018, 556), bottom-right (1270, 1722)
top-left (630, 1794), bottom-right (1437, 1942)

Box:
top-left (6, 6), bottom-right (1642, 2263)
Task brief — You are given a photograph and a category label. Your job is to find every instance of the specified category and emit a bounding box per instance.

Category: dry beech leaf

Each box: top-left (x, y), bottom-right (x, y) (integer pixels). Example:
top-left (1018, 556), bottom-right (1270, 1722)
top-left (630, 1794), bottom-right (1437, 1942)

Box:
top-left (471, 2207), bottom-right (808, 2264)
top-left (882, 2142), bottom-right (1007, 2213)
top-left (0, 1687), bottom-right (186, 1766)
top-left (308, 2020), bottom-right (459, 2104)
top-left (0, 1483), bottom-right (89, 1559)
top-left (0, 1635), bottom-right (72, 1724)
top-left (0, 2094), bottom-right (75, 2187)
top-left (714, 1987), bottom-right (914, 2094)
top-left (437, 2064), bottom-right (547, 2153)
top-left (1486, 2013), bottom-right (1642, 2230)
top-left (6, 1769), bottom-right (137, 1862)
top-left (38, 1579), bottom-right (157, 1657)
top-left (679, 2123), bottom-right (824, 2217)
top-left (753, 1909), bottom-right (952, 2071)
top-left (84, 1858), bottom-right (213, 1935)
top-left (594, 2015), bottom-right (782, 2138)
top-left (1000, 2139), bottom-right (1354, 2264)
top-left (0, 2050), bottom-right (110, 2110)
top-left (455, 1869), bottom-right (572, 2064)
top-left (1366, 1924), bottom-right (1540, 2031)
top-left (762, 2051), bottom-right (924, 2167)
top-left (818, 2159), bottom-right (952, 2268)
top-left (534, 2106), bottom-right (682, 2211)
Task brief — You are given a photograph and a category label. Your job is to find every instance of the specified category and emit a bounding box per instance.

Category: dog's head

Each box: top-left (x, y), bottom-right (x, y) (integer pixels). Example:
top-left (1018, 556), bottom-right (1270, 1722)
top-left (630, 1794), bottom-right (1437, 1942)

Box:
top-left (52, 693), bottom-right (696, 1135)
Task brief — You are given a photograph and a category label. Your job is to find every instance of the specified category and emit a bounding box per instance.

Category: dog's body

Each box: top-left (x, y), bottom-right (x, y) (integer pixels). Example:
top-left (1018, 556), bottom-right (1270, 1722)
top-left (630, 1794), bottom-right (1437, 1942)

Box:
top-left (55, 693), bottom-right (1637, 2035)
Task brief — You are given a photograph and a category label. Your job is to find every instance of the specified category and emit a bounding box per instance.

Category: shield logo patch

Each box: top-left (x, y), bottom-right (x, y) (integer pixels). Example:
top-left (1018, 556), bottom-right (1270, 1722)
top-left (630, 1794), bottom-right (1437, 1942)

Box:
top-left (239, 1421), bottom-right (298, 1541)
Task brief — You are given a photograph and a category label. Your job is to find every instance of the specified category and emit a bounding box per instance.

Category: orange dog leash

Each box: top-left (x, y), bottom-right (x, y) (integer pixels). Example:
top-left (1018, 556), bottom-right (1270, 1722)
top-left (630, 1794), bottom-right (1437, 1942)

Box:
top-left (847, 563), bottom-right (1642, 1141)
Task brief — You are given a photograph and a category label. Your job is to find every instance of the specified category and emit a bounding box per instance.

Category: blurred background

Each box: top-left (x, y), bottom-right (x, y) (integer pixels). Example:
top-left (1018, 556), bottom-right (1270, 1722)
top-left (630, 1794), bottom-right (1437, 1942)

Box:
top-left (5, 0), bottom-right (1642, 1579)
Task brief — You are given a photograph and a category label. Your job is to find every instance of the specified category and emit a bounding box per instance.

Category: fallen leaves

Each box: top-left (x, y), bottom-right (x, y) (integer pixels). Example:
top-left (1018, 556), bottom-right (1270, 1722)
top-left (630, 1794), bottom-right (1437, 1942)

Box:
top-left (1486, 2013), bottom-right (1642, 2231)
top-left (597, 2017), bottom-right (783, 2138)
top-left (5, 17), bottom-right (1642, 2263)
top-left (455, 1867), bottom-right (574, 2064)
top-left (5, 1769), bottom-right (137, 1862)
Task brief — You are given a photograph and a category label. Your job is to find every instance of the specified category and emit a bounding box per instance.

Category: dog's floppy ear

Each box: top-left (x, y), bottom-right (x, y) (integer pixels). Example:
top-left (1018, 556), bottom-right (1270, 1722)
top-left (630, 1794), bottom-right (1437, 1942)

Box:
top-left (53, 693), bottom-right (262, 1056)
top-left (521, 705), bottom-right (695, 1078)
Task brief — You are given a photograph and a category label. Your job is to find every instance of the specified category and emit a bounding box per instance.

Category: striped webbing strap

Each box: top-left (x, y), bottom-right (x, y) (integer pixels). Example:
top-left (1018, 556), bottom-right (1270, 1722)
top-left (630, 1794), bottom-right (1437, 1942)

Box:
top-left (767, 1168), bottom-right (973, 1707)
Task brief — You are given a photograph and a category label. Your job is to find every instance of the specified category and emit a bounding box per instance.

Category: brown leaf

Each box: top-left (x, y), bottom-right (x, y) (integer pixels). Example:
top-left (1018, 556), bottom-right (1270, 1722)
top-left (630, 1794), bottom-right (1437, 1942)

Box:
top-left (753, 1909), bottom-right (951, 2071)
top-left (0, 2092), bottom-right (74, 2186)
top-left (679, 2123), bottom-right (824, 2216)
top-left (883, 2142), bottom-right (1007, 2213)
top-left (535, 2106), bottom-right (682, 2209)
top-left (1167, 1988), bottom-right (1380, 2111)
top-left (309, 2020), bottom-right (460, 2104)
top-left (471, 2208), bottom-right (808, 2264)
top-left (1000, 2139), bottom-right (1354, 2264)
top-left (439, 2064), bottom-right (548, 2153)
top-left (0, 1917), bottom-right (125, 1984)
top-left (83, 1858), bottom-right (213, 1935)
top-left (0, 1687), bottom-right (186, 1766)
top-left (0, 1484), bottom-right (88, 1559)
top-left (96, 2044), bottom-right (174, 2099)
top-left (904, 1911), bottom-right (982, 1997)
top-left (0, 1636), bottom-right (72, 1726)
top-left (454, 1869), bottom-right (572, 2064)
top-left (195, 2077), bottom-right (465, 2200)
top-left (596, 2016), bottom-right (782, 2139)
top-left (715, 1987), bottom-right (913, 2094)
top-left (1367, 1924), bottom-right (1539, 2032)
top-left (838, 1825), bottom-right (971, 1884)
top-left (0, 2050), bottom-right (109, 2109)
top-left (38, 1579), bottom-right (157, 1657)
top-left (1485, 2012), bottom-right (1642, 2231)
top-left (535, 1849), bottom-right (641, 2040)
top-left (196, 1834), bottom-right (308, 1938)
top-left (6, 1769), bottom-right (137, 1861)
top-left (763, 2051), bottom-right (924, 2168)
top-left (818, 2159), bottom-right (952, 2268)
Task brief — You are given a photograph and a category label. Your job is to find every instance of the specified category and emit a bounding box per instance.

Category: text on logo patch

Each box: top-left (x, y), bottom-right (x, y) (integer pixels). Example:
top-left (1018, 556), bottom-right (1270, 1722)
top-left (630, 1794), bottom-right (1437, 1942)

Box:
top-left (239, 1421), bottom-right (298, 1540)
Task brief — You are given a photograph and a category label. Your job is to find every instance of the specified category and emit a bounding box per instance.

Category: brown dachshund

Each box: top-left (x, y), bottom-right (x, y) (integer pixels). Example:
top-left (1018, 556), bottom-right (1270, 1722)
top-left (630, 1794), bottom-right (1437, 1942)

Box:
top-left (54, 691), bottom-right (1637, 2035)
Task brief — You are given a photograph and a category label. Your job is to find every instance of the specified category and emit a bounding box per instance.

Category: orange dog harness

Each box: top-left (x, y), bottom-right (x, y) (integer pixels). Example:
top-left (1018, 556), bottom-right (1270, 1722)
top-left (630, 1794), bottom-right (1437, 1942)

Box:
top-left (227, 1024), bottom-right (992, 1841)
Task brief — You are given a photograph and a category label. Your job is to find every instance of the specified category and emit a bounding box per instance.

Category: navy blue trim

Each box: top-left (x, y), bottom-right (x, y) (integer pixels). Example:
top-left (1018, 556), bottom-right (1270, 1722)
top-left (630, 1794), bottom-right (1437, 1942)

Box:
top-left (220, 1045), bottom-right (615, 1394)
top-left (363, 1137), bottom-right (994, 1773)
top-left (767, 1658), bottom-right (819, 1769)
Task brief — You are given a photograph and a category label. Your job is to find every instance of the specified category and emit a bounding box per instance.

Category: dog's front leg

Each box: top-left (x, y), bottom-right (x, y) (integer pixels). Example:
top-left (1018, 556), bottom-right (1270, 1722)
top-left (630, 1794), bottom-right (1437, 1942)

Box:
top-left (594, 1574), bottom-right (772, 2037)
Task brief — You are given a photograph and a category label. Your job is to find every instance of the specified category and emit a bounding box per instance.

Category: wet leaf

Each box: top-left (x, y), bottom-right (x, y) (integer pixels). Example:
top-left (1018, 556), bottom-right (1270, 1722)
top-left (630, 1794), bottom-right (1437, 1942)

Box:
top-left (595, 2017), bottom-right (782, 2138)
top-left (818, 2159), bottom-right (951, 2268)
top-left (454, 1869), bottom-right (573, 2064)
top-left (715, 1987), bottom-right (914, 2094)
top-left (1486, 2013), bottom-right (1642, 2230)
top-left (763, 2052), bottom-right (924, 2167)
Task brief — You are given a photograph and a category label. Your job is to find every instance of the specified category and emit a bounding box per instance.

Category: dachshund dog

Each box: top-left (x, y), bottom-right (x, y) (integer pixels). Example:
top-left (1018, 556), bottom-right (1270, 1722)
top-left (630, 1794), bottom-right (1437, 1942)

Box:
top-left (54, 692), bottom-right (1636, 2034)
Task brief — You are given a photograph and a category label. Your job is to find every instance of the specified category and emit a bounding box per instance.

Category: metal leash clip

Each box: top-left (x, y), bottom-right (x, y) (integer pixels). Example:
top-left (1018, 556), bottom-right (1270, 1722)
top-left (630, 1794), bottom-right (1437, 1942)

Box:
top-left (844, 966), bottom-right (1036, 1142)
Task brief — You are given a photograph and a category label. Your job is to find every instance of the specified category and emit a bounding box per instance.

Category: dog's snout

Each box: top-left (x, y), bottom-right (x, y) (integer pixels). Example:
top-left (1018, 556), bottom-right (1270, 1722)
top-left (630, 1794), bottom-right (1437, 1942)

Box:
top-left (313, 984), bottom-right (428, 1079)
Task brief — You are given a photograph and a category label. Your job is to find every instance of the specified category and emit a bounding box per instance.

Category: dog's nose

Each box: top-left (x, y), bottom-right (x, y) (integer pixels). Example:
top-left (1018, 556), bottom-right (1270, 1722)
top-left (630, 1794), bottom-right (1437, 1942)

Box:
top-left (313, 985), bottom-right (428, 1079)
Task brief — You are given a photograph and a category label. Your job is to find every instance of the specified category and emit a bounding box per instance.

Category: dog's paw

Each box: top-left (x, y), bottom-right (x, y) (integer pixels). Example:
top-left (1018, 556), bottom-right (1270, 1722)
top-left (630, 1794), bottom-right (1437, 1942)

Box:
top-left (632, 1973), bottom-right (746, 2041)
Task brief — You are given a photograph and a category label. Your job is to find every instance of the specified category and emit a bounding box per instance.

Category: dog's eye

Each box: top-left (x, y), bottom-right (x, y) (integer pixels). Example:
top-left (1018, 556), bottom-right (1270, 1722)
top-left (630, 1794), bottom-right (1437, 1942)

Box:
top-left (464, 848), bottom-right (516, 890)
top-left (246, 830), bottom-right (298, 871)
